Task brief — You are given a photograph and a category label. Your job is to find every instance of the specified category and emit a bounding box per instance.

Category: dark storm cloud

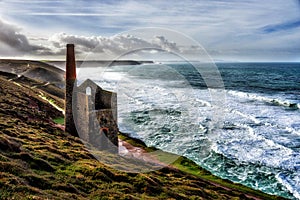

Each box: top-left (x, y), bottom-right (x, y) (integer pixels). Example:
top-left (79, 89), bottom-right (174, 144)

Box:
top-left (0, 19), bottom-right (48, 53)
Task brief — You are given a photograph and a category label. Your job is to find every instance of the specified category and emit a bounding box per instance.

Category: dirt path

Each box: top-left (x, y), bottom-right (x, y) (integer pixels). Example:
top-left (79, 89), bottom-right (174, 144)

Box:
top-left (118, 139), bottom-right (168, 167)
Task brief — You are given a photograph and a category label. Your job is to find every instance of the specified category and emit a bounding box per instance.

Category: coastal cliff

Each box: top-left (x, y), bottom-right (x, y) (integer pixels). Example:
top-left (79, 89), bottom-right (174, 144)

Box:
top-left (0, 61), bottom-right (285, 199)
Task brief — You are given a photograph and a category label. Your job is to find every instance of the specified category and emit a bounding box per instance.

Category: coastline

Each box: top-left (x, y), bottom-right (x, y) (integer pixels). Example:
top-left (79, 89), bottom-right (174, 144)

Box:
top-left (0, 60), bottom-right (287, 199)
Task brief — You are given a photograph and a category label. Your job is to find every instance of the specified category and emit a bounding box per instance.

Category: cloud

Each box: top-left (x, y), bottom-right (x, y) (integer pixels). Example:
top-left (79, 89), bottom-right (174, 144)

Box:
top-left (0, 0), bottom-right (300, 61)
top-left (152, 36), bottom-right (179, 52)
top-left (0, 19), bottom-right (48, 55)
top-left (42, 32), bottom-right (181, 58)
top-left (0, 18), bottom-right (182, 59)
top-left (0, 18), bottom-right (182, 58)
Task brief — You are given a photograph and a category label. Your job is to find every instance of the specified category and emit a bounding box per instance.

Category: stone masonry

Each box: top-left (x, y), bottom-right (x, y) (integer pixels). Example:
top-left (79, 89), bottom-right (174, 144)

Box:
top-left (64, 44), bottom-right (118, 152)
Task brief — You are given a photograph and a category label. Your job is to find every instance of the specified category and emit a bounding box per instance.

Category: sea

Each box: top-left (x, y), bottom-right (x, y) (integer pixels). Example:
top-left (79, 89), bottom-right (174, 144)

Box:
top-left (75, 62), bottom-right (300, 199)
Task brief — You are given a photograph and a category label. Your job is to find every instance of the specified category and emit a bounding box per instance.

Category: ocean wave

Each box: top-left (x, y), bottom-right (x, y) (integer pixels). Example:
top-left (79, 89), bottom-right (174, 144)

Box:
top-left (194, 150), bottom-right (294, 199)
top-left (276, 173), bottom-right (300, 200)
top-left (228, 90), bottom-right (299, 110)
top-left (213, 121), bottom-right (300, 171)
top-left (229, 109), bottom-right (261, 124)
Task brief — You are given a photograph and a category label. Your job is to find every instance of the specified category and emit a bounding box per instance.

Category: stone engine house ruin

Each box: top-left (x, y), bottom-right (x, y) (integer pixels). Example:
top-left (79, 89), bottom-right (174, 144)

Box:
top-left (64, 44), bottom-right (118, 152)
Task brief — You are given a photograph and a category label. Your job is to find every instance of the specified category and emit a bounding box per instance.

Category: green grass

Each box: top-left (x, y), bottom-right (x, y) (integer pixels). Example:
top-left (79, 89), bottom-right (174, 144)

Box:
top-left (53, 117), bottom-right (64, 125)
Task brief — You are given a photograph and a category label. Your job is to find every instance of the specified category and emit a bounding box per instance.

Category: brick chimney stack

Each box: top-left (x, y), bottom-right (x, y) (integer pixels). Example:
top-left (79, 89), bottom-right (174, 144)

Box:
top-left (65, 44), bottom-right (78, 137)
top-left (66, 44), bottom-right (76, 80)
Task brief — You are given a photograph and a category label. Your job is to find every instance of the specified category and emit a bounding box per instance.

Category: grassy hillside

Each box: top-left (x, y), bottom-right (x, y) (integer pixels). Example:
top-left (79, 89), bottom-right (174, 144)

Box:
top-left (0, 69), bottom-right (286, 199)
top-left (0, 59), bottom-right (65, 89)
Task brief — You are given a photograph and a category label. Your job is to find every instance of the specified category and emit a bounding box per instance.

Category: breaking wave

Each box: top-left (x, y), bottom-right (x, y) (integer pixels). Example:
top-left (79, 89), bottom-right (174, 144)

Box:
top-left (228, 90), bottom-right (299, 110)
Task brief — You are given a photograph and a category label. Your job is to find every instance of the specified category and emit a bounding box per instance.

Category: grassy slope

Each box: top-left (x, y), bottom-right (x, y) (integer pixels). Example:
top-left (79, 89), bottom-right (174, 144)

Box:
top-left (0, 59), bottom-right (65, 89)
top-left (0, 72), bottom-right (286, 199)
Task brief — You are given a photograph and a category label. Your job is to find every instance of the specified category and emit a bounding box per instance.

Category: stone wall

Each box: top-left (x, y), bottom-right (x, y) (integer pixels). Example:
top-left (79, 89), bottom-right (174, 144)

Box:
top-left (75, 92), bottom-right (90, 141)
top-left (95, 109), bottom-right (118, 147)
top-left (96, 90), bottom-right (118, 124)
top-left (76, 79), bottom-right (118, 124)
top-left (68, 78), bottom-right (118, 152)
top-left (87, 109), bottom-right (118, 153)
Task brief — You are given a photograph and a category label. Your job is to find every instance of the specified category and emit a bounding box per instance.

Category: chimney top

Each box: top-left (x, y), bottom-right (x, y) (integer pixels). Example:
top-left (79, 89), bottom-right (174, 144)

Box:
top-left (67, 44), bottom-right (74, 47)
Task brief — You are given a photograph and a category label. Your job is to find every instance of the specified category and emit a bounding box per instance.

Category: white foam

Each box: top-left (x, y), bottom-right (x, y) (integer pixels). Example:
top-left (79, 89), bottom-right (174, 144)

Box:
top-left (228, 90), bottom-right (299, 110)
top-left (230, 109), bottom-right (261, 124)
top-left (276, 173), bottom-right (300, 200)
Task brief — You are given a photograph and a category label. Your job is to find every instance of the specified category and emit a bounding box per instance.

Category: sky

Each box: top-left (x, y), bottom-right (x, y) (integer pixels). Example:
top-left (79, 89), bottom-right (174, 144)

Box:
top-left (0, 0), bottom-right (299, 62)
